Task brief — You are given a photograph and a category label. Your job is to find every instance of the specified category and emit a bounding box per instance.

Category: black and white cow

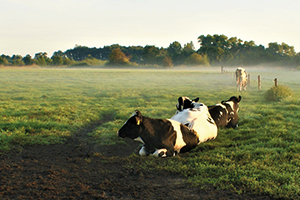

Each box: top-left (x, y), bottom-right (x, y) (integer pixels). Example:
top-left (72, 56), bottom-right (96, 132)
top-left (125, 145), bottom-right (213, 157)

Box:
top-left (171, 103), bottom-right (218, 143)
top-left (175, 96), bottom-right (242, 128)
top-left (118, 110), bottom-right (199, 157)
top-left (208, 96), bottom-right (241, 128)
top-left (176, 96), bottom-right (200, 112)
top-left (236, 67), bottom-right (247, 91)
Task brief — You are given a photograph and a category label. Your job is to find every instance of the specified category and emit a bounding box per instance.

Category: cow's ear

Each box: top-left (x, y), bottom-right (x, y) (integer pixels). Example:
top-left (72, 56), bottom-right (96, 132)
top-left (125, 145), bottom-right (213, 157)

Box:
top-left (193, 97), bottom-right (199, 102)
top-left (135, 110), bottom-right (141, 116)
top-left (177, 97), bottom-right (184, 111)
top-left (178, 97), bottom-right (183, 105)
top-left (134, 110), bottom-right (142, 125)
top-left (238, 95), bottom-right (242, 102)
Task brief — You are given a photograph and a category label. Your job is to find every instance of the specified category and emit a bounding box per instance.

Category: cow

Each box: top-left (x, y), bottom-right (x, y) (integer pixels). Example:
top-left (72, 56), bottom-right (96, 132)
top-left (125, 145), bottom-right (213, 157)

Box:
top-left (235, 67), bottom-right (247, 91)
top-left (208, 95), bottom-right (242, 128)
top-left (117, 110), bottom-right (199, 157)
top-left (171, 103), bottom-right (218, 143)
top-left (175, 95), bottom-right (242, 128)
top-left (175, 96), bottom-right (199, 113)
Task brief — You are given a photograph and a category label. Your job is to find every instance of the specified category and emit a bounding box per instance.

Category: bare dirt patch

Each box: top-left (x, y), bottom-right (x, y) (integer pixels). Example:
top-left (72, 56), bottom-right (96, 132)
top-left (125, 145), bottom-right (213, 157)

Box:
top-left (0, 120), bottom-right (280, 200)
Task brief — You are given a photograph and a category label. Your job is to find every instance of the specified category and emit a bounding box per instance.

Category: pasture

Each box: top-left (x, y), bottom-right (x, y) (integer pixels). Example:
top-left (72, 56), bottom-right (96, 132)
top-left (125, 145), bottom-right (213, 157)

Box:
top-left (0, 67), bottom-right (300, 199)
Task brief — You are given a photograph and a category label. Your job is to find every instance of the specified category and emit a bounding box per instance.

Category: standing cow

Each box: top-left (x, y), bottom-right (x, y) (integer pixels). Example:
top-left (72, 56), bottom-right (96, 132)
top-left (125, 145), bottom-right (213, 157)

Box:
top-left (236, 67), bottom-right (247, 91)
top-left (171, 103), bottom-right (218, 143)
top-left (175, 95), bottom-right (242, 128)
top-left (118, 110), bottom-right (199, 157)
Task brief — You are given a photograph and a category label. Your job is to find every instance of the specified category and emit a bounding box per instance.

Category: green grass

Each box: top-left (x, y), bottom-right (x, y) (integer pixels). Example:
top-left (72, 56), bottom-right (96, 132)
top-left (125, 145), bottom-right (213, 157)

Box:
top-left (0, 67), bottom-right (300, 199)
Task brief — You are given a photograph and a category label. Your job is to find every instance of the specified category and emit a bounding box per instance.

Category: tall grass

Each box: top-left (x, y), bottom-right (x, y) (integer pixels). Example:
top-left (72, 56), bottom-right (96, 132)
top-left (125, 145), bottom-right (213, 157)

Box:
top-left (0, 67), bottom-right (299, 199)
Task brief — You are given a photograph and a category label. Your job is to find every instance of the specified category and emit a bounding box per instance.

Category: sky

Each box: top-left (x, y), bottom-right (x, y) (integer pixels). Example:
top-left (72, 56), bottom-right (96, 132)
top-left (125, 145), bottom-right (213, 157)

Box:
top-left (1, 0), bottom-right (300, 57)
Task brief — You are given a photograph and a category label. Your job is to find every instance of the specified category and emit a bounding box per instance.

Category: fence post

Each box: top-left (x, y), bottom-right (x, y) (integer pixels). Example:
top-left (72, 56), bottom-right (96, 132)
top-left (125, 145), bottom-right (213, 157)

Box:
top-left (247, 74), bottom-right (250, 87)
top-left (274, 78), bottom-right (278, 87)
top-left (221, 66), bottom-right (224, 74)
top-left (258, 75), bottom-right (261, 90)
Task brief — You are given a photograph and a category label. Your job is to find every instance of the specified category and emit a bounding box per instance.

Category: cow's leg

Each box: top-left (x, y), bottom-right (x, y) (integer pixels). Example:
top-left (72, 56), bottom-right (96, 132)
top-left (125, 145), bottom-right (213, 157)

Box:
top-left (139, 146), bottom-right (149, 156)
top-left (243, 82), bottom-right (247, 91)
top-left (237, 78), bottom-right (241, 91)
top-left (152, 148), bottom-right (175, 157)
top-left (152, 149), bottom-right (168, 157)
top-left (239, 81), bottom-right (243, 91)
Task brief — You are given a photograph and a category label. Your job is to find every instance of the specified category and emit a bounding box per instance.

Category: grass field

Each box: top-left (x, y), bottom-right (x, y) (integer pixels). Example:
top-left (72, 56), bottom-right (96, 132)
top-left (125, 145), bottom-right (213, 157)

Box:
top-left (0, 67), bottom-right (300, 199)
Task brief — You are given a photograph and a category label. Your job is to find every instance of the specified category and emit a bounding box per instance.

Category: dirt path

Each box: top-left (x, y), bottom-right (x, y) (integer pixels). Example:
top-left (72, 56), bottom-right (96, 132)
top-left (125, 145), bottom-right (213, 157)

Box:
top-left (0, 120), bottom-right (279, 200)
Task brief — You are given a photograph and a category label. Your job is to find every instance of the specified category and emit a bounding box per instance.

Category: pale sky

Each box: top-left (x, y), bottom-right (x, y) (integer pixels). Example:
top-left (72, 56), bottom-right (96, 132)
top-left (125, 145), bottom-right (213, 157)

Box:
top-left (1, 0), bottom-right (300, 57)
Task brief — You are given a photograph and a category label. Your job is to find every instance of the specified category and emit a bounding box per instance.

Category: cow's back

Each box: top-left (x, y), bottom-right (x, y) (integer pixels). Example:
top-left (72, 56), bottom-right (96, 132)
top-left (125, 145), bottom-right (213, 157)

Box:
top-left (189, 112), bottom-right (217, 143)
top-left (171, 107), bottom-right (218, 143)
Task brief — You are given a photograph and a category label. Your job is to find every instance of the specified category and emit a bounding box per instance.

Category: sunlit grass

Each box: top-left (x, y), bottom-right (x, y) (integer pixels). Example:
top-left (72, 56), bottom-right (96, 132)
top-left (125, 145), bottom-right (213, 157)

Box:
top-left (0, 67), bottom-right (300, 199)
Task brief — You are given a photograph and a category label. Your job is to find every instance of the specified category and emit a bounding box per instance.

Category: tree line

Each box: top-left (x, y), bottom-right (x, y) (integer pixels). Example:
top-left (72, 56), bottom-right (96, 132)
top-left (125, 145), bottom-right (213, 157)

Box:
top-left (1, 34), bottom-right (300, 67)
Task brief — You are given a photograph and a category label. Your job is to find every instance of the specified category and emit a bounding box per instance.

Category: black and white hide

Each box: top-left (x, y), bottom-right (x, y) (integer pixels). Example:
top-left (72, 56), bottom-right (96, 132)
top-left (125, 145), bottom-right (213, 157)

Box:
top-left (117, 110), bottom-right (199, 157)
top-left (175, 95), bottom-right (242, 128)
top-left (171, 103), bottom-right (218, 143)
top-left (208, 95), bottom-right (242, 128)
top-left (175, 96), bottom-right (200, 113)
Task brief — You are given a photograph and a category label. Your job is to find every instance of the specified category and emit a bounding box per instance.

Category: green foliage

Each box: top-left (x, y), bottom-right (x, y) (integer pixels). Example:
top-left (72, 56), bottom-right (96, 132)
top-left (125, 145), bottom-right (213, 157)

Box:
top-left (2, 34), bottom-right (300, 67)
top-left (162, 56), bottom-right (173, 68)
top-left (184, 53), bottom-right (209, 66)
top-left (72, 57), bottom-right (106, 66)
top-left (0, 55), bottom-right (9, 65)
top-left (51, 55), bottom-right (63, 65)
top-left (106, 48), bottom-right (131, 66)
top-left (265, 85), bottom-right (293, 101)
top-left (22, 54), bottom-right (33, 65)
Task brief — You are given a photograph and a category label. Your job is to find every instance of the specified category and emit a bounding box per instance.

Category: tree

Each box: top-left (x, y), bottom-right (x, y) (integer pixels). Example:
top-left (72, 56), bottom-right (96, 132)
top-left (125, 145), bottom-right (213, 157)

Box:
top-left (22, 54), bottom-right (33, 65)
top-left (52, 50), bottom-right (65, 58)
top-left (182, 41), bottom-right (195, 57)
top-left (167, 41), bottom-right (182, 56)
top-left (34, 52), bottom-right (53, 66)
top-left (142, 45), bottom-right (160, 65)
top-left (62, 57), bottom-right (74, 65)
top-left (107, 48), bottom-right (130, 66)
top-left (51, 55), bottom-right (63, 65)
top-left (185, 53), bottom-right (209, 66)
top-left (197, 34), bottom-right (229, 64)
top-left (0, 55), bottom-right (9, 66)
top-left (11, 55), bottom-right (24, 66)
top-left (167, 41), bottom-right (183, 65)
top-left (162, 56), bottom-right (173, 68)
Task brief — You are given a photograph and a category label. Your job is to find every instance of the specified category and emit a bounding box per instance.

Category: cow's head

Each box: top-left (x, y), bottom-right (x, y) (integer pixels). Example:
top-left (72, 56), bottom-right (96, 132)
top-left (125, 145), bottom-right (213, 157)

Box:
top-left (118, 110), bottom-right (143, 139)
top-left (221, 95), bottom-right (241, 128)
top-left (176, 96), bottom-right (200, 111)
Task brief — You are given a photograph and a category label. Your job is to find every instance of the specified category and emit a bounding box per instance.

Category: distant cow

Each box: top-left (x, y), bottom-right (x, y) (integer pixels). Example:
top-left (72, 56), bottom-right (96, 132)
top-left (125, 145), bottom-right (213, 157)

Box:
top-left (235, 67), bottom-right (247, 91)
top-left (175, 95), bottom-right (242, 128)
top-left (118, 110), bottom-right (199, 157)
top-left (208, 96), bottom-right (242, 128)
top-left (171, 103), bottom-right (218, 143)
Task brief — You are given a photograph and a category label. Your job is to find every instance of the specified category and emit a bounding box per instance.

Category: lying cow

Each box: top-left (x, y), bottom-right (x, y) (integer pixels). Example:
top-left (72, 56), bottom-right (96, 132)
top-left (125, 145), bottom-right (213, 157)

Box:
top-left (175, 95), bottom-right (241, 128)
top-left (208, 96), bottom-right (241, 128)
top-left (176, 96), bottom-right (199, 112)
top-left (171, 103), bottom-right (217, 143)
top-left (118, 110), bottom-right (199, 157)
top-left (236, 67), bottom-right (247, 91)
